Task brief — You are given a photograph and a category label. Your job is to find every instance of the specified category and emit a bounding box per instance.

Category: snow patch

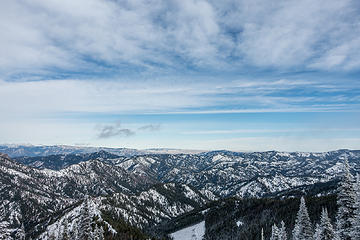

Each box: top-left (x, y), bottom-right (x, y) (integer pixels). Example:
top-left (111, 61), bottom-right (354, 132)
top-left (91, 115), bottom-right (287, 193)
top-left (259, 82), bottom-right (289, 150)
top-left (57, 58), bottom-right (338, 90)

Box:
top-left (171, 221), bottom-right (205, 240)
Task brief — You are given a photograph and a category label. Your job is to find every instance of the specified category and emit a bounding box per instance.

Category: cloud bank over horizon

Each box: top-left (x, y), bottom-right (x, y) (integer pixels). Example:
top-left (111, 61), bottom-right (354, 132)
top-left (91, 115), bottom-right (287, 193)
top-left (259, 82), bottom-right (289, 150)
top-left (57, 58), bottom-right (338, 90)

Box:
top-left (0, 0), bottom-right (359, 151)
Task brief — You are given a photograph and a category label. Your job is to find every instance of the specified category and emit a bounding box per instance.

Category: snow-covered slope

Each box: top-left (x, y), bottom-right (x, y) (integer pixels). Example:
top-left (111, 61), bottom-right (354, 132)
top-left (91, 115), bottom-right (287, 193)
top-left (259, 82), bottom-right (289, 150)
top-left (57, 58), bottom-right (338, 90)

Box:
top-left (12, 149), bottom-right (360, 198)
top-left (170, 221), bottom-right (205, 240)
top-left (35, 184), bottom-right (211, 240)
top-left (37, 198), bottom-right (116, 240)
top-left (0, 153), bottom-right (212, 239)
top-left (14, 150), bottom-right (121, 170)
top-left (102, 183), bottom-right (210, 228)
top-left (0, 153), bottom-right (156, 239)
top-left (110, 149), bottom-right (360, 198)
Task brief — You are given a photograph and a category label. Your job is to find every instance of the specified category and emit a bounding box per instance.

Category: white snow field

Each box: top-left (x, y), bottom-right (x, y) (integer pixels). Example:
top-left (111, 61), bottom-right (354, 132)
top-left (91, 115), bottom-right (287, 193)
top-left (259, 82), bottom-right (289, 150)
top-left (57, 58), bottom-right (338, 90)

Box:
top-left (170, 221), bottom-right (205, 240)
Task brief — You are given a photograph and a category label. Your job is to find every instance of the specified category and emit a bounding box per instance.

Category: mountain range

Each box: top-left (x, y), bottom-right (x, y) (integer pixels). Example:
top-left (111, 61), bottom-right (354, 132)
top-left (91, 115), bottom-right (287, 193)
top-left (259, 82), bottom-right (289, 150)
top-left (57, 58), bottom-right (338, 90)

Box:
top-left (13, 148), bottom-right (360, 198)
top-left (0, 144), bottom-right (203, 158)
top-left (1, 145), bottom-right (359, 239)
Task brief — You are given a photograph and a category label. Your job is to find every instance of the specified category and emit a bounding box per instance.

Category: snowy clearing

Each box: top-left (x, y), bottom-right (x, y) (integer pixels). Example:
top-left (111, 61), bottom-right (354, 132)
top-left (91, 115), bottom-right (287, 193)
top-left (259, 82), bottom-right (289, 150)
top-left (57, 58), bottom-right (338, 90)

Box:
top-left (170, 221), bottom-right (205, 240)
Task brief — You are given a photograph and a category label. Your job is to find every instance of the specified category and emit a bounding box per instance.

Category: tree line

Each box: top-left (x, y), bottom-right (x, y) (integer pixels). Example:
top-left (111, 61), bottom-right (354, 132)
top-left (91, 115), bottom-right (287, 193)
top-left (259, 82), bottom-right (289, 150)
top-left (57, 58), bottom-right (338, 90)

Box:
top-left (268, 159), bottom-right (360, 240)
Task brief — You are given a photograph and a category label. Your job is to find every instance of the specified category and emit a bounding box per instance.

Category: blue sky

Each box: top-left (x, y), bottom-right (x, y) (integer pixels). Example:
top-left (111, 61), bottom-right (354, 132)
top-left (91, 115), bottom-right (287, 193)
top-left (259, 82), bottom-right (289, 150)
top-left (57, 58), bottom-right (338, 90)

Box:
top-left (0, 0), bottom-right (359, 151)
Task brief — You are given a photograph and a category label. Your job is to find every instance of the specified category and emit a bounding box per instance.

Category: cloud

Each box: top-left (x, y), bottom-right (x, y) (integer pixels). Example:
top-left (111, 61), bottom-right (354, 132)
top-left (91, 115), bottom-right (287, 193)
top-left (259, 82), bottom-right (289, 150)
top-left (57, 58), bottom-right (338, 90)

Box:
top-left (0, 77), bottom-right (359, 120)
top-left (95, 122), bottom-right (161, 139)
top-left (1, 0), bottom-right (359, 80)
top-left (96, 122), bottom-right (135, 139)
top-left (213, 0), bottom-right (360, 70)
top-left (182, 128), bottom-right (360, 135)
top-left (138, 124), bottom-right (161, 131)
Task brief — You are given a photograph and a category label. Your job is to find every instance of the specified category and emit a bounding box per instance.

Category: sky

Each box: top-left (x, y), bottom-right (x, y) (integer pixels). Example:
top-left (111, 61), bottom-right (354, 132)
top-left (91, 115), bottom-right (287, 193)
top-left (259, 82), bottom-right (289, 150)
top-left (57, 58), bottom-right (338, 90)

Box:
top-left (0, 0), bottom-right (360, 151)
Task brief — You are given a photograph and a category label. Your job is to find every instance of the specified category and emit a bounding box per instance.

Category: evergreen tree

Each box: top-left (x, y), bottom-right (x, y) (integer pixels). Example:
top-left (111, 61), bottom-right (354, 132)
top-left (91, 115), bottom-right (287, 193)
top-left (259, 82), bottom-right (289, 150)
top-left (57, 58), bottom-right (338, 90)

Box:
top-left (336, 158), bottom-right (356, 240)
top-left (270, 223), bottom-right (279, 240)
top-left (62, 218), bottom-right (70, 240)
top-left (317, 208), bottom-right (337, 240)
top-left (93, 224), bottom-right (105, 240)
top-left (292, 197), bottom-right (313, 240)
top-left (98, 225), bottom-right (105, 240)
top-left (79, 199), bottom-right (92, 240)
top-left (279, 221), bottom-right (287, 240)
top-left (351, 174), bottom-right (360, 240)
top-left (314, 223), bottom-right (321, 240)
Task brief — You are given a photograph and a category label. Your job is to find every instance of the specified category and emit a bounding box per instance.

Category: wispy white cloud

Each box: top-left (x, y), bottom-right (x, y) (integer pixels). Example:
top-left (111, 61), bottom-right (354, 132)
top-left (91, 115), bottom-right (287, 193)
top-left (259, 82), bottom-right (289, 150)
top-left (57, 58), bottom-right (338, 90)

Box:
top-left (1, 0), bottom-right (359, 151)
top-left (0, 78), bottom-right (358, 119)
top-left (138, 124), bottom-right (161, 131)
top-left (1, 0), bottom-right (359, 78)
top-left (182, 128), bottom-right (360, 135)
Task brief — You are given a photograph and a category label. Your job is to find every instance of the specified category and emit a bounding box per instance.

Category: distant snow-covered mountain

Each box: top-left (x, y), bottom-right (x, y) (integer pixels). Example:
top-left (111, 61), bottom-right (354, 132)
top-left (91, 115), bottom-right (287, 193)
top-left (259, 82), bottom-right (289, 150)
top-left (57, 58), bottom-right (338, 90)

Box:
top-left (1, 148), bottom-right (360, 239)
top-left (10, 149), bottom-right (360, 198)
top-left (0, 153), bottom-right (212, 239)
top-left (0, 144), bottom-right (146, 157)
top-left (0, 144), bottom-right (204, 158)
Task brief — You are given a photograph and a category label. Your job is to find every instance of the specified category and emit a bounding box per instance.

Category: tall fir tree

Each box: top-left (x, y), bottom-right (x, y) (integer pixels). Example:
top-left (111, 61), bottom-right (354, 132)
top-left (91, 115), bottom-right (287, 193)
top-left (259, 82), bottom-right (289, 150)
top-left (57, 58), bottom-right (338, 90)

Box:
top-left (270, 223), bottom-right (279, 240)
top-left (336, 158), bottom-right (356, 240)
top-left (279, 221), bottom-right (287, 240)
top-left (79, 199), bottom-right (93, 240)
top-left (314, 223), bottom-right (322, 240)
top-left (351, 174), bottom-right (360, 240)
top-left (292, 197), bottom-right (313, 240)
top-left (317, 208), bottom-right (337, 240)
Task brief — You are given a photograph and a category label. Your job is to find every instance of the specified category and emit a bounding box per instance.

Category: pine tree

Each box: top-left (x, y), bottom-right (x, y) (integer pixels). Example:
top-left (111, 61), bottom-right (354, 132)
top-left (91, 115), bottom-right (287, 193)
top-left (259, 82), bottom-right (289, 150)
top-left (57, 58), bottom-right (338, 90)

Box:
top-left (314, 223), bottom-right (321, 240)
top-left (317, 208), bottom-right (337, 240)
top-left (94, 224), bottom-right (104, 240)
top-left (98, 225), bottom-right (104, 240)
top-left (292, 197), bottom-right (313, 240)
top-left (336, 158), bottom-right (356, 240)
top-left (62, 218), bottom-right (70, 240)
top-left (270, 223), bottom-right (279, 240)
top-left (351, 174), bottom-right (360, 240)
top-left (79, 199), bottom-right (92, 240)
top-left (279, 221), bottom-right (287, 240)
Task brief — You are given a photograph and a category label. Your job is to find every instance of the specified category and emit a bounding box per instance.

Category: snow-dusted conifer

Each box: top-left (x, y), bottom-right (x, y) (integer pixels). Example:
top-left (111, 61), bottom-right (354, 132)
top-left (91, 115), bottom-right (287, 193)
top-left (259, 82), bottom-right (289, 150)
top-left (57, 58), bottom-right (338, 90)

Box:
top-left (98, 225), bottom-right (105, 240)
top-left (336, 158), bottom-right (356, 240)
top-left (292, 197), bottom-right (313, 240)
top-left (270, 223), bottom-right (279, 240)
top-left (62, 218), bottom-right (70, 240)
top-left (79, 199), bottom-right (92, 240)
top-left (314, 223), bottom-right (321, 240)
top-left (317, 208), bottom-right (336, 240)
top-left (279, 221), bottom-right (287, 240)
top-left (351, 174), bottom-right (360, 240)
top-left (93, 224), bottom-right (104, 240)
